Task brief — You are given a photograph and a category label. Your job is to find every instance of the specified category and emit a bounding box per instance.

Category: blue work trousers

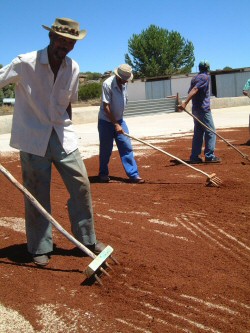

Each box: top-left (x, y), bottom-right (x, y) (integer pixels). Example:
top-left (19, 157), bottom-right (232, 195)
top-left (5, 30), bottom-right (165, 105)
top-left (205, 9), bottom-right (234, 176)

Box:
top-left (98, 119), bottom-right (139, 178)
top-left (20, 130), bottom-right (96, 255)
top-left (190, 110), bottom-right (217, 160)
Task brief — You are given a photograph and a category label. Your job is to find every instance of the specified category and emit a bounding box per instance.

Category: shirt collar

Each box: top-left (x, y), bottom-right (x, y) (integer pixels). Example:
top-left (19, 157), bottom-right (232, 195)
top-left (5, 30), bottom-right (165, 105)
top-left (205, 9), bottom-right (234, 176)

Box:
top-left (113, 75), bottom-right (126, 90)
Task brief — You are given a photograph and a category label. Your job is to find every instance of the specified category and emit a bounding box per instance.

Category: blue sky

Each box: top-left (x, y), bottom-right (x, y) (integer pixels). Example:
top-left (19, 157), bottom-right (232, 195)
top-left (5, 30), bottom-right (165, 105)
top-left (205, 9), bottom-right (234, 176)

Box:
top-left (1, 0), bottom-right (249, 74)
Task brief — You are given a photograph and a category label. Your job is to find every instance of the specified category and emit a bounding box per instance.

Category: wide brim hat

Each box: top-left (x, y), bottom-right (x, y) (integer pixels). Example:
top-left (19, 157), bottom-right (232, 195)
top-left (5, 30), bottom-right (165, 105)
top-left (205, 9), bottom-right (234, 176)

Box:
top-left (42, 17), bottom-right (87, 40)
top-left (114, 64), bottom-right (133, 81)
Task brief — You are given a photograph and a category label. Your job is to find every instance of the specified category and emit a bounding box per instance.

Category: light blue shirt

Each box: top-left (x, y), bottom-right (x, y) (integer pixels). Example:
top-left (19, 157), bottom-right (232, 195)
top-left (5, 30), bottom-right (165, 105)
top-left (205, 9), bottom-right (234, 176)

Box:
top-left (98, 75), bottom-right (128, 122)
top-left (243, 79), bottom-right (250, 91)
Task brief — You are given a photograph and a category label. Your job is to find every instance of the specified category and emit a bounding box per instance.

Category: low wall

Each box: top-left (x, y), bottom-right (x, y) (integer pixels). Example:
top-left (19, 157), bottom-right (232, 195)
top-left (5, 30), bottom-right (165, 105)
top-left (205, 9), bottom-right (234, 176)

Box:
top-left (183, 96), bottom-right (250, 112)
top-left (211, 96), bottom-right (250, 109)
top-left (1, 97), bottom-right (249, 135)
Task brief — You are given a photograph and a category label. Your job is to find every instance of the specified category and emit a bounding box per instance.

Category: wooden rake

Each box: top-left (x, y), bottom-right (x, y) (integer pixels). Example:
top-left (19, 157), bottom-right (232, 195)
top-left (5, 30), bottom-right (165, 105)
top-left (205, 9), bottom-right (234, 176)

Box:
top-left (183, 108), bottom-right (250, 163)
top-left (0, 163), bottom-right (117, 285)
top-left (125, 133), bottom-right (222, 187)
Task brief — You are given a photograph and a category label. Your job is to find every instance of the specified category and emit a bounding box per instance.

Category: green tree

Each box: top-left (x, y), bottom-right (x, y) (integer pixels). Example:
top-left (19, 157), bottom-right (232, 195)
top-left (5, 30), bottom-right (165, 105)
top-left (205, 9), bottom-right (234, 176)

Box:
top-left (125, 25), bottom-right (195, 78)
top-left (0, 64), bottom-right (16, 99)
top-left (1, 84), bottom-right (15, 98)
top-left (82, 72), bottom-right (102, 80)
top-left (78, 82), bottom-right (102, 101)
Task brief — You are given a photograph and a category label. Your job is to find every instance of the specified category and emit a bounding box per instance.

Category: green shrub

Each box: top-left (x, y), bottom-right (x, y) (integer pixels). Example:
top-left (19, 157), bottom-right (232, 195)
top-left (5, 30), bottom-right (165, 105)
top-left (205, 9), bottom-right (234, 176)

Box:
top-left (78, 82), bottom-right (102, 101)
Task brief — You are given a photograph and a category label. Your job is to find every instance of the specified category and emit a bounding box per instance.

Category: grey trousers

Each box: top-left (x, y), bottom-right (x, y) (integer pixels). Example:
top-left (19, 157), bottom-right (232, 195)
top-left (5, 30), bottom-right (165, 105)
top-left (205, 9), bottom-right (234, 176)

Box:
top-left (20, 130), bottom-right (96, 255)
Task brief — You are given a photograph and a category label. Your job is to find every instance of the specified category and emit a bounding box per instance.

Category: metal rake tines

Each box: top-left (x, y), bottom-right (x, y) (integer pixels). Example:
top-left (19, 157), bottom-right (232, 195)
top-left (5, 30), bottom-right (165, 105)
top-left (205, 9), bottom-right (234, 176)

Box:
top-left (183, 109), bottom-right (249, 163)
top-left (206, 173), bottom-right (223, 187)
top-left (243, 154), bottom-right (250, 162)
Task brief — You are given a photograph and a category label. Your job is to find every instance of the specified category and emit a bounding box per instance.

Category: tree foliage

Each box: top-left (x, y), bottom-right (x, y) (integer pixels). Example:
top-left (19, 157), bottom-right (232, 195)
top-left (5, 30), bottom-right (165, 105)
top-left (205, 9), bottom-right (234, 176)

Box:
top-left (78, 82), bottom-right (102, 101)
top-left (125, 25), bottom-right (195, 78)
top-left (1, 63), bottom-right (16, 101)
top-left (81, 72), bottom-right (102, 80)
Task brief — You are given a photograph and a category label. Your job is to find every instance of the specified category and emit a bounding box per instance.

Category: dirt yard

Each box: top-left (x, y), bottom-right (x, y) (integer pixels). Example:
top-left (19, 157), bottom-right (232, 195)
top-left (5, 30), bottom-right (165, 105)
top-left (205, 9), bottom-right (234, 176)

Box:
top-left (0, 127), bottom-right (249, 333)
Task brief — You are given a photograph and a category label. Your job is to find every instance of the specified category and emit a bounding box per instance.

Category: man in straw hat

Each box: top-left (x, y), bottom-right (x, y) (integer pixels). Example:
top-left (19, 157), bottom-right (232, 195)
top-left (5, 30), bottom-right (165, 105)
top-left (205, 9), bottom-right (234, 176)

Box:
top-left (0, 18), bottom-right (107, 266)
top-left (98, 64), bottom-right (145, 183)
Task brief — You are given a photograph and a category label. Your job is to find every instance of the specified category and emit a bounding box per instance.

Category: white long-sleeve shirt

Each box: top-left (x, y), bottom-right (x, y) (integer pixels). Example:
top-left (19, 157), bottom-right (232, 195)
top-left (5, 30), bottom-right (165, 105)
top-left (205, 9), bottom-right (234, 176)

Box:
top-left (0, 47), bottom-right (79, 156)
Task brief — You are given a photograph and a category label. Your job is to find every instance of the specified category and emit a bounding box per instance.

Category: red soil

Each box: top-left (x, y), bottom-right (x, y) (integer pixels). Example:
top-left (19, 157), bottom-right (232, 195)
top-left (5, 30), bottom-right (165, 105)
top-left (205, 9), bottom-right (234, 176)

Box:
top-left (0, 127), bottom-right (249, 332)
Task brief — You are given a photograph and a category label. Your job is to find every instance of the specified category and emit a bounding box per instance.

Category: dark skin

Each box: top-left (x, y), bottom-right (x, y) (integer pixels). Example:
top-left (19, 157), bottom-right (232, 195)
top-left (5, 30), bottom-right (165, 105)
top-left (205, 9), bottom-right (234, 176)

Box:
top-left (47, 32), bottom-right (77, 119)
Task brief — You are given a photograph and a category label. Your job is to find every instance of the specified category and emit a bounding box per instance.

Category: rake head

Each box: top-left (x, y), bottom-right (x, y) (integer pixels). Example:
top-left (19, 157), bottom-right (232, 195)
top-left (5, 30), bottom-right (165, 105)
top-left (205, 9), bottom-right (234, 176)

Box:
top-left (242, 154), bottom-right (250, 164)
top-left (206, 173), bottom-right (223, 187)
top-left (84, 245), bottom-right (115, 285)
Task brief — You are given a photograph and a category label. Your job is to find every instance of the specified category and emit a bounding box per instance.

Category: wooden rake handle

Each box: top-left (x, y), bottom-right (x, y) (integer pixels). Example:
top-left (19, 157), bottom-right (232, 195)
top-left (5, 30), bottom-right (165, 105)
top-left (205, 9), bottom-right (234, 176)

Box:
top-left (0, 163), bottom-right (96, 259)
top-left (125, 133), bottom-right (213, 179)
top-left (183, 109), bottom-right (249, 161)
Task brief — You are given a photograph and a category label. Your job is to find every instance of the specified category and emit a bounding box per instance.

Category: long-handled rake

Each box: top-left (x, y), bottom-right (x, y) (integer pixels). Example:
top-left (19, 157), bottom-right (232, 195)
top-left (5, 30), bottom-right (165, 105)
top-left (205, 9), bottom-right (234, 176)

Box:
top-left (125, 133), bottom-right (222, 187)
top-left (183, 108), bottom-right (250, 163)
top-left (0, 163), bottom-right (117, 285)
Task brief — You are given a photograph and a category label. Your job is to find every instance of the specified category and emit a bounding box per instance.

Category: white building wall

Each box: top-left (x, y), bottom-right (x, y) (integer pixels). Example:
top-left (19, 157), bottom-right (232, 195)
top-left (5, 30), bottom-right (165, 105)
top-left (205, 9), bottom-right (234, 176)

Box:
top-left (145, 80), bottom-right (171, 99)
top-left (127, 80), bottom-right (146, 101)
top-left (127, 70), bottom-right (250, 100)
top-left (171, 76), bottom-right (193, 98)
top-left (216, 72), bottom-right (250, 97)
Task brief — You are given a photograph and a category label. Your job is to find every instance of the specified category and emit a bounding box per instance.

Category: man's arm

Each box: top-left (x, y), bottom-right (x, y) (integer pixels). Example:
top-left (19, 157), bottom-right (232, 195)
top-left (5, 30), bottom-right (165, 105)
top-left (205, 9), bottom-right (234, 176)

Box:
top-left (178, 86), bottom-right (199, 111)
top-left (66, 103), bottom-right (72, 120)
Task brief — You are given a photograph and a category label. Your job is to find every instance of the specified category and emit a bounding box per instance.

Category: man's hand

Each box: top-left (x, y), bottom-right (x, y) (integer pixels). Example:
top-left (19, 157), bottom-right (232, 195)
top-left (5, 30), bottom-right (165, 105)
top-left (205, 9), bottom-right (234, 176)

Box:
top-left (114, 123), bottom-right (124, 134)
top-left (178, 102), bottom-right (187, 111)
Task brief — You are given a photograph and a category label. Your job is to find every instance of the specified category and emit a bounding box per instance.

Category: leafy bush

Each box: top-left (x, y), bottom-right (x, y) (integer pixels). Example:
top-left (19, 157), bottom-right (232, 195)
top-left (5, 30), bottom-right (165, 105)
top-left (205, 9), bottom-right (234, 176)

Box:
top-left (84, 72), bottom-right (102, 80)
top-left (78, 82), bottom-right (102, 101)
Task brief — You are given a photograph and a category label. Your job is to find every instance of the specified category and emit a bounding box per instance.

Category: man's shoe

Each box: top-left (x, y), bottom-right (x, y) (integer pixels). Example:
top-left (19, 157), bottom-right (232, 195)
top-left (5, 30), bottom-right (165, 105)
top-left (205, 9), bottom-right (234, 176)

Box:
top-left (32, 254), bottom-right (50, 266)
top-left (189, 157), bottom-right (203, 164)
top-left (205, 156), bottom-right (222, 163)
top-left (99, 175), bottom-right (110, 183)
top-left (129, 177), bottom-right (145, 184)
top-left (86, 241), bottom-right (106, 255)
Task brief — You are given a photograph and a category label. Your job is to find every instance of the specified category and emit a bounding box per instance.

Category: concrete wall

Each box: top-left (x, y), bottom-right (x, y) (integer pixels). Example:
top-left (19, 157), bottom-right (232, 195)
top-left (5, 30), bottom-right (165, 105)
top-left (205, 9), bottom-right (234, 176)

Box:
top-left (127, 80), bottom-right (146, 101)
top-left (127, 71), bottom-right (250, 100)
top-left (215, 72), bottom-right (250, 98)
top-left (145, 80), bottom-right (171, 99)
top-left (211, 96), bottom-right (250, 109)
top-left (171, 76), bottom-right (193, 97)
top-left (127, 75), bottom-right (204, 100)
top-left (1, 97), bottom-right (249, 135)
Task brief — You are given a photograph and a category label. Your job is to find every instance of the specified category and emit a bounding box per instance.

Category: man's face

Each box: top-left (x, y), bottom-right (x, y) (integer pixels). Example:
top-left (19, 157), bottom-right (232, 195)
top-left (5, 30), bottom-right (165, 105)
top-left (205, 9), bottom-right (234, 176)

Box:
top-left (116, 76), bottom-right (128, 85)
top-left (49, 32), bottom-right (76, 61)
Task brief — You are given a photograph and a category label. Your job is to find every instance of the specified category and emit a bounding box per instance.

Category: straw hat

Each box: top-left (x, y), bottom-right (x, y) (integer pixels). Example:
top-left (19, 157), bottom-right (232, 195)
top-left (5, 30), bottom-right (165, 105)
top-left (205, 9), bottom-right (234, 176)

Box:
top-left (114, 64), bottom-right (133, 81)
top-left (42, 17), bottom-right (87, 40)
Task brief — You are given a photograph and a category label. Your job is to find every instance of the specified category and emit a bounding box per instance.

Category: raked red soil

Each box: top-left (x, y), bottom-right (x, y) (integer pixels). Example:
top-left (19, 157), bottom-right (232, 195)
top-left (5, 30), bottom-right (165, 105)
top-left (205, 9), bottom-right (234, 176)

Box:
top-left (0, 127), bottom-right (249, 333)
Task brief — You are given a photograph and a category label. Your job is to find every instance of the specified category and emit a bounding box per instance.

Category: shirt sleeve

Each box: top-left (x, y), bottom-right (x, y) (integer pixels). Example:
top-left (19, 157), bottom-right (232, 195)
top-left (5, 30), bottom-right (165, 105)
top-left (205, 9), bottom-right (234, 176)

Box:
top-left (243, 79), bottom-right (250, 91)
top-left (194, 74), bottom-right (209, 90)
top-left (70, 75), bottom-right (79, 103)
top-left (0, 57), bottom-right (21, 89)
top-left (102, 81), bottom-right (112, 104)
top-left (70, 61), bottom-right (80, 103)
